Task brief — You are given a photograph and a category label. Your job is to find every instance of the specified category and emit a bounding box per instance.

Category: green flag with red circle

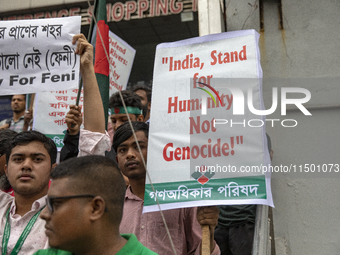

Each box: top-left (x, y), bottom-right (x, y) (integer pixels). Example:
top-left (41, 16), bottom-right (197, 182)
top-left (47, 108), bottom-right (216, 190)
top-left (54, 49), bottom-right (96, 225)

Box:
top-left (91, 0), bottom-right (110, 128)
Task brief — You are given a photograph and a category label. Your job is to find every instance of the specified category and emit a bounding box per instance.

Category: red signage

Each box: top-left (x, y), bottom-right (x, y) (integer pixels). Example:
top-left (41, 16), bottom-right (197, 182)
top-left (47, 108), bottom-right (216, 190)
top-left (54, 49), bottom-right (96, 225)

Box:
top-left (0, 0), bottom-right (197, 24)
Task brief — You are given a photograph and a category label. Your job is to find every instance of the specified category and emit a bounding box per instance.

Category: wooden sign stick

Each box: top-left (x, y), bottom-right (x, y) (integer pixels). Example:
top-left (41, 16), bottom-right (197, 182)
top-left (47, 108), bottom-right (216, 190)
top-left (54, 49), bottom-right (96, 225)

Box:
top-left (201, 225), bottom-right (210, 255)
top-left (29, 94), bottom-right (35, 111)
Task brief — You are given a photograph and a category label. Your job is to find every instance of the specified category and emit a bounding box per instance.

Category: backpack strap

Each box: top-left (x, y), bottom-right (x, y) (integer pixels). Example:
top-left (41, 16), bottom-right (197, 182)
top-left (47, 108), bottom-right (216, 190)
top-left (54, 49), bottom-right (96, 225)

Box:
top-left (5, 118), bottom-right (11, 128)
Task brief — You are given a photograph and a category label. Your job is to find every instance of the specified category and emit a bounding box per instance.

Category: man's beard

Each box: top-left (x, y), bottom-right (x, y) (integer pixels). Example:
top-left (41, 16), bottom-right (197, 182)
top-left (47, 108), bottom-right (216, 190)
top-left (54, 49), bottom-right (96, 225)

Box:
top-left (11, 178), bottom-right (49, 197)
top-left (13, 108), bottom-right (24, 114)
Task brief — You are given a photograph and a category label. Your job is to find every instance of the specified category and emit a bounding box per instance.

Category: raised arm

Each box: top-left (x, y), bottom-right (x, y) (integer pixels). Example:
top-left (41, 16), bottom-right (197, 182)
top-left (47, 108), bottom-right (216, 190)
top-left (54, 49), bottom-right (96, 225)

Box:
top-left (72, 34), bottom-right (111, 157)
top-left (72, 34), bottom-right (105, 134)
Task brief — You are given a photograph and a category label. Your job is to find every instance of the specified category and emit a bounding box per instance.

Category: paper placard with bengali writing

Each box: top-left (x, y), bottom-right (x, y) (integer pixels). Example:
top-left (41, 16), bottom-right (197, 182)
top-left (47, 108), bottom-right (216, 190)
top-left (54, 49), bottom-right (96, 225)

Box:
top-left (144, 30), bottom-right (273, 213)
top-left (33, 89), bottom-right (84, 151)
top-left (0, 16), bottom-right (81, 95)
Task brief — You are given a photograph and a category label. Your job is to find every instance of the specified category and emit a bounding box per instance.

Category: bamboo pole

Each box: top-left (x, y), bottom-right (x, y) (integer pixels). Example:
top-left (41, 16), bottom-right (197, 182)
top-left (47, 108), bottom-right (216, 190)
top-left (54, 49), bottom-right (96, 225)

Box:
top-left (201, 225), bottom-right (210, 255)
top-left (29, 94), bottom-right (35, 111)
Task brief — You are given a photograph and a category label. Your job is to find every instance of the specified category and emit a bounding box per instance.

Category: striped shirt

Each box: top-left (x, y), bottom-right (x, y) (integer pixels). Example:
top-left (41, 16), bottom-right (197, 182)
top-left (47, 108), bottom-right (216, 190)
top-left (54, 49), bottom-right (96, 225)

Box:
top-left (8, 116), bottom-right (25, 132)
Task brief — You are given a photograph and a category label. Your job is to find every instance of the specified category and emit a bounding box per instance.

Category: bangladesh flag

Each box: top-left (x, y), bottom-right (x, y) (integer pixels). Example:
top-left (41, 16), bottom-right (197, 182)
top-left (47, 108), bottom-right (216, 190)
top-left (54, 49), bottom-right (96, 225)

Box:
top-left (91, 0), bottom-right (110, 128)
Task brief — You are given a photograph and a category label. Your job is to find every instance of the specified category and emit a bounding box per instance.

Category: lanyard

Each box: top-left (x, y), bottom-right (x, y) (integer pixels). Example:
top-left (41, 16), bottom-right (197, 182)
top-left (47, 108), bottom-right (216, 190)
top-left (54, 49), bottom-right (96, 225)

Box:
top-left (2, 206), bottom-right (45, 255)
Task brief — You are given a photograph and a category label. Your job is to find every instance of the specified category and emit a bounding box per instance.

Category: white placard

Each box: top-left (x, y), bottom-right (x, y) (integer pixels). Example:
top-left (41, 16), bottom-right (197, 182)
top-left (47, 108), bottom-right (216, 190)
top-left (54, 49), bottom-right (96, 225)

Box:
top-left (144, 30), bottom-right (273, 212)
top-left (108, 30), bottom-right (136, 95)
top-left (0, 16), bottom-right (81, 95)
top-left (33, 88), bottom-right (84, 151)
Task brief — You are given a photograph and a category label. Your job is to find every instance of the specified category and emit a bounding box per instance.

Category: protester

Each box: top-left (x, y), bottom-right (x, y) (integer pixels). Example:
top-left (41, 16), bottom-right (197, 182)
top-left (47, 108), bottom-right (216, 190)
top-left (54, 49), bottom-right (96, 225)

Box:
top-left (110, 121), bottom-right (220, 255)
top-left (105, 90), bottom-right (145, 166)
top-left (60, 89), bottom-right (144, 162)
top-left (75, 59), bottom-right (220, 254)
top-left (0, 129), bottom-right (17, 194)
top-left (34, 155), bottom-right (157, 255)
top-left (0, 94), bottom-right (32, 132)
top-left (73, 31), bottom-right (220, 254)
top-left (132, 84), bottom-right (152, 123)
top-left (109, 90), bottom-right (145, 130)
top-left (0, 130), bottom-right (57, 254)
top-left (0, 33), bottom-right (107, 255)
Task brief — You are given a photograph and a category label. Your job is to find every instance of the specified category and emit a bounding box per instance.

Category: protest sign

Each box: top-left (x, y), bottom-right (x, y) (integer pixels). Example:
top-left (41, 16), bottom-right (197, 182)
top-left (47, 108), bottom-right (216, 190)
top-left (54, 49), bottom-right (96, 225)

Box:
top-left (144, 30), bottom-right (273, 212)
top-left (33, 89), bottom-right (83, 150)
top-left (108, 30), bottom-right (135, 95)
top-left (33, 28), bottom-right (135, 150)
top-left (0, 16), bottom-right (81, 95)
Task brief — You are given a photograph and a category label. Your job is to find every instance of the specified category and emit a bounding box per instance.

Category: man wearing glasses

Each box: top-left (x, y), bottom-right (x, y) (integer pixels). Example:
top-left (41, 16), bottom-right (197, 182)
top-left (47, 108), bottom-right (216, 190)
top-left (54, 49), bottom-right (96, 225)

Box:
top-left (35, 155), bottom-right (156, 255)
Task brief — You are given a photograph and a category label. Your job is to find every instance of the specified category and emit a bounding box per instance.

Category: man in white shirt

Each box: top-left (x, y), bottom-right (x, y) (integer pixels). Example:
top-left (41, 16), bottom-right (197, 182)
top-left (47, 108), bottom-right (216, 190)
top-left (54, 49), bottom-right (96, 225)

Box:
top-left (0, 130), bottom-right (57, 255)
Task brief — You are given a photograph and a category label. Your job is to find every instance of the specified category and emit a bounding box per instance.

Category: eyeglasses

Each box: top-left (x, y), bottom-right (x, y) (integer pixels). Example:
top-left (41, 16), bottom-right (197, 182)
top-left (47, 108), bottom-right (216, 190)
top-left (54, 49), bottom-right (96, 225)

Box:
top-left (45, 195), bottom-right (95, 213)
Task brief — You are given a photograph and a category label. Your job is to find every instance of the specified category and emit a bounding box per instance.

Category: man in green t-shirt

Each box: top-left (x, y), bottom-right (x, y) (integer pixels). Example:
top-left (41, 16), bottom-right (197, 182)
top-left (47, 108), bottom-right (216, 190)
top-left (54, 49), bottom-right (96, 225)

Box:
top-left (34, 34), bottom-right (154, 255)
top-left (34, 155), bottom-right (157, 255)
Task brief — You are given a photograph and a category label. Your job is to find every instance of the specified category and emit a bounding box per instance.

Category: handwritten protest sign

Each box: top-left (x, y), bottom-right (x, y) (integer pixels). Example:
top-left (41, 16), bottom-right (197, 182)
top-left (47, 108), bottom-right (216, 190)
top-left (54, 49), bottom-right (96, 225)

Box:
top-left (144, 30), bottom-right (273, 212)
top-left (108, 30), bottom-right (135, 95)
top-left (33, 89), bottom-right (84, 150)
top-left (0, 16), bottom-right (81, 95)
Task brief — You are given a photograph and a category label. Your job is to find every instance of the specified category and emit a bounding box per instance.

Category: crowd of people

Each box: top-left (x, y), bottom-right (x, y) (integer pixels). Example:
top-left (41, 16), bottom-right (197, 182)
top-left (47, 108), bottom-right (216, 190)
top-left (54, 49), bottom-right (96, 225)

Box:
top-left (0, 33), bottom-right (269, 255)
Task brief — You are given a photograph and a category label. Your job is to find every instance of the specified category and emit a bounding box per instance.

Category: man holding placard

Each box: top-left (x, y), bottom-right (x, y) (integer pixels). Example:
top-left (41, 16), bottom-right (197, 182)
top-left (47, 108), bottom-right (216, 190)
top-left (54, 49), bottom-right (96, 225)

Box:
top-left (60, 89), bottom-right (144, 162)
top-left (0, 31), bottom-right (109, 255)
top-left (112, 121), bottom-right (220, 255)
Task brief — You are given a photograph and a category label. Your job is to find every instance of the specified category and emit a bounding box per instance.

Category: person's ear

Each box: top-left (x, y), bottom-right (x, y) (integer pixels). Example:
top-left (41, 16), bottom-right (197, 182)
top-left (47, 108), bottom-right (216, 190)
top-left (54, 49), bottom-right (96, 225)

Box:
top-left (89, 196), bottom-right (106, 221)
top-left (51, 163), bottom-right (57, 170)
top-left (4, 164), bottom-right (8, 176)
top-left (49, 163), bottom-right (57, 174)
top-left (148, 102), bottom-right (151, 111)
top-left (137, 114), bottom-right (144, 122)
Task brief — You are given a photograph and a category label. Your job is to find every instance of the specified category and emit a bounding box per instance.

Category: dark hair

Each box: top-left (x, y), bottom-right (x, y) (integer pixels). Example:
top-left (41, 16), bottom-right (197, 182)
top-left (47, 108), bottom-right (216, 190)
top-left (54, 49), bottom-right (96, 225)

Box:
top-left (109, 90), bottom-right (145, 119)
top-left (0, 175), bottom-right (11, 191)
top-left (10, 94), bottom-right (26, 101)
top-left (51, 155), bottom-right (126, 225)
top-left (112, 121), bottom-right (149, 153)
top-left (6, 130), bottom-right (57, 165)
top-left (132, 84), bottom-right (152, 103)
top-left (0, 129), bottom-right (17, 155)
top-left (0, 129), bottom-right (18, 191)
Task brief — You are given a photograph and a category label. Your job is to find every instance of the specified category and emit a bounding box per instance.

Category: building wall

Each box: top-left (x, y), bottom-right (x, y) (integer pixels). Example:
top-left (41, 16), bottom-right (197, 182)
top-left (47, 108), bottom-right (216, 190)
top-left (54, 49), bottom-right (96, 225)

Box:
top-left (227, 0), bottom-right (340, 254)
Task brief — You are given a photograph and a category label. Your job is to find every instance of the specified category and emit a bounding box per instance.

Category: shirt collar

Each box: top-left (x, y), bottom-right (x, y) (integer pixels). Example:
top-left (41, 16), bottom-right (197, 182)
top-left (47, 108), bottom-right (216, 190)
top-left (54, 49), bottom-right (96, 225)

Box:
top-left (10, 195), bottom-right (47, 216)
top-left (125, 186), bottom-right (143, 201)
top-left (11, 115), bottom-right (25, 121)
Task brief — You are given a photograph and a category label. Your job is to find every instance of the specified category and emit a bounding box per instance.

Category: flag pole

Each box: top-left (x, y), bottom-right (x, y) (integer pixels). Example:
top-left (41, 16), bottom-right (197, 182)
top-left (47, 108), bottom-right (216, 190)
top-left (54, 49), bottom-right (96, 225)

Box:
top-left (29, 94), bottom-right (35, 111)
top-left (75, 0), bottom-right (98, 106)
